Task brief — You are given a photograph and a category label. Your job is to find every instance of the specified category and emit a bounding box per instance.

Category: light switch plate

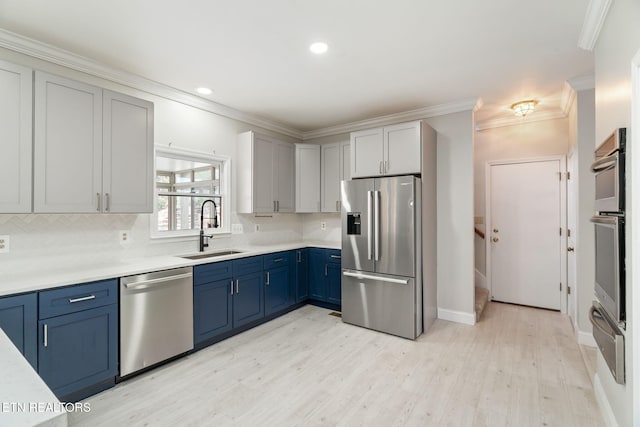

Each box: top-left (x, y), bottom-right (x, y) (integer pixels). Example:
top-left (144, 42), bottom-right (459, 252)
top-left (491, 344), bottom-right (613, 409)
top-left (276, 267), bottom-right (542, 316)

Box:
top-left (320, 222), bottom-right (327, 230)
top-left (0, 235), bottom-right (10, 253)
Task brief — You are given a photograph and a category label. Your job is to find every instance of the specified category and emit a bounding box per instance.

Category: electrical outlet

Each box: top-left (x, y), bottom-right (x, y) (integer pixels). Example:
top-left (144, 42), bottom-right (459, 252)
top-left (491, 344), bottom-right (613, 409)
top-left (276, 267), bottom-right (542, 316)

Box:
top-left (254, 224), bottom-right (260, 232)
top-left (0, 235), bottom-right (9, 253)
top-left (231, 224), bottom-right (244, 234)
top-left (320, 222), bottom-right (327, 230)
top-left (119, 230), bottom-right (130, 245)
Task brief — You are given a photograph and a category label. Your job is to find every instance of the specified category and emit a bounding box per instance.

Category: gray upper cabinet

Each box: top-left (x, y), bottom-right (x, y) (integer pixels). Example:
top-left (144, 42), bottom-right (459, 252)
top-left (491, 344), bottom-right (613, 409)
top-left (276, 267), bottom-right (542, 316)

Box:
top-left (350, 120), bottom-right (422, 178)
top-left (33, 71), bottom-right (154, 213)
top-left (237, 131), bottom-right (295, 214)
top-left (103, 91), bottom-right (154, 213)
top-left (321, 140), bottom-right (350, 213)
top-left (34, 71), bottom-right (103, 213)
top-left (295, 144), bottom-right (320, 213)
top-left (0, 60), bottom-right (32, 213)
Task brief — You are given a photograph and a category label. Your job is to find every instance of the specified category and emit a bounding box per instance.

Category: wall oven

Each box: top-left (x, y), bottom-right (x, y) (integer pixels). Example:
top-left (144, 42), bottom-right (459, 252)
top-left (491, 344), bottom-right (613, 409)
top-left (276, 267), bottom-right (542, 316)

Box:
top-left (591, 214), bottom-right (625, 325)
top-left (592, 128), bottom-right (626, 213)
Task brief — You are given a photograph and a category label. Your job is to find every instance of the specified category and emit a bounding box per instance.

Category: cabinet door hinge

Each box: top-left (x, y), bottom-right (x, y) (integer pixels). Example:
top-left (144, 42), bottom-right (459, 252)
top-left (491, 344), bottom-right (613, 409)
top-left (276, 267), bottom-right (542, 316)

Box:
top-left (559, 283), bottom-right (562, 291)
top-left (559, 172), bottom-right (562, 181)
top-left (560, 228), bottom-right (562, 236)
top-left (568, 228), bottom-right (572, 237)
top-left (567, 286), bottom-right (571, 295)
top-left (567, 171), bottom-right (571, 180)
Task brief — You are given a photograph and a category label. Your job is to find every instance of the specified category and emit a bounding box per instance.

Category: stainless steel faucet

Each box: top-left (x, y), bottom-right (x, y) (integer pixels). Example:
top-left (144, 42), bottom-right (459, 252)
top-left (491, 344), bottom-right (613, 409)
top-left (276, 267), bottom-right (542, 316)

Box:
top-left (199, 199), bottom-right (218, 252)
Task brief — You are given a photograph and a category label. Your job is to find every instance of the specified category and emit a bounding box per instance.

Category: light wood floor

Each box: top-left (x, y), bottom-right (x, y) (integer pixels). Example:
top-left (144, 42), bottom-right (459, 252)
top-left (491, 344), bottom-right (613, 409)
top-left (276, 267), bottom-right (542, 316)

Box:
top-left (69, 302), bottom-right (604, 426)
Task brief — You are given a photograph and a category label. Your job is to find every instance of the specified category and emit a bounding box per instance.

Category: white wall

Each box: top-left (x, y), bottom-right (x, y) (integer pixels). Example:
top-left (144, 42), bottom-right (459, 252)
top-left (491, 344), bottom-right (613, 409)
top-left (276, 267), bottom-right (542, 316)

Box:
top-left (567, 88), bottom-right (596, 345)
top-left (473, 118), bottom-right (570, 276)
top-left (0, 46), bottom-right (304, 271)
top-left (593, 0), bottom-right (640, 425)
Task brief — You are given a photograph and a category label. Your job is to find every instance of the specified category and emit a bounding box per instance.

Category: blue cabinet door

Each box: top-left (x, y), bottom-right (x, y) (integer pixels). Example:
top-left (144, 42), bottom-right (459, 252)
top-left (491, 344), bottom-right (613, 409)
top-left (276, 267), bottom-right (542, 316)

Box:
top-left (309, 248), bottom-right (326, 301)
top-left (194, 279), bottom-right (233, 344)
top-left (326, 263), bottom-right (342, 305)
top-left (38, 304), bottom-right (118, 398)
top-left (295, 249), bottom-right (308, 303)
top-left (0, 293), bottom-right (37, 369)
top-left (265, 265), bottom-right (290, 316)
top-left (233, 271), bottom-right (264, 328)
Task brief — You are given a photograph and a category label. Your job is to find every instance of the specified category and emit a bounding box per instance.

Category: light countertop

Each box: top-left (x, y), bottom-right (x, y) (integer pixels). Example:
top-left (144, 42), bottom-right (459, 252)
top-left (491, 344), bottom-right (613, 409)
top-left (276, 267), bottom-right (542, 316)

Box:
top-left (0, 328), bottom-right (67, 427)
top-left (0, 241), bottom-right (340, 297)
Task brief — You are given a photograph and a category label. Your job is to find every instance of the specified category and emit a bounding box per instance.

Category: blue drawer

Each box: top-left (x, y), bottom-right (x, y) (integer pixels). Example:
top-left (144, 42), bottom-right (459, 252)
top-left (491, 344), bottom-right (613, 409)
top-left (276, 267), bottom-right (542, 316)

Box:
top-left (233, 256), bottom-right (263, 276)
top-left (39, 279), bottom-right (118, 320)
top-left (263, 251), bottom-right (292, 269)
top-left (194, 261), bottom-right (233, 285)
top-left (326, 249), bottom-right (342, 263)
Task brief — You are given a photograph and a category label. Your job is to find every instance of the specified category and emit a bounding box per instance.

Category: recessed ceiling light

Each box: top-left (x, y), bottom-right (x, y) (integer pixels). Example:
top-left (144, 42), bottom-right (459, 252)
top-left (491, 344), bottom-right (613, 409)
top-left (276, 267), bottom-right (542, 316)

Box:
top-left (196, 87), bottom-right (212, 95)
top-left (309, 42), bottom-right (328, 54)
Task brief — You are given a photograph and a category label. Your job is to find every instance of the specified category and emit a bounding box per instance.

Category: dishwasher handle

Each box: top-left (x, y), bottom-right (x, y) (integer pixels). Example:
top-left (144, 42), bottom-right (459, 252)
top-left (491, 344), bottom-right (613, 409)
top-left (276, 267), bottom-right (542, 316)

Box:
top-left (123, 272), bottom-right (193, 290)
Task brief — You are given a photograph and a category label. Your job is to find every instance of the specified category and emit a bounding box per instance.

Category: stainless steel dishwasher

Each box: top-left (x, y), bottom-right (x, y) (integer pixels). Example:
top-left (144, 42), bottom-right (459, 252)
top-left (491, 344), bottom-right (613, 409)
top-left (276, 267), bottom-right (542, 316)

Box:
top-left (120, 266), bottom-right (193, 377)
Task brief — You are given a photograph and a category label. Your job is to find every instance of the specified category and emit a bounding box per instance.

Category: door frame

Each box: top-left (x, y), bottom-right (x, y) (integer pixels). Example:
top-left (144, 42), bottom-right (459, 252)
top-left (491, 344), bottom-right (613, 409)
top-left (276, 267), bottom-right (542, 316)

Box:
top-left (566, 147), bottom-right (578, 327)
top-left (485, 155), bottom-right (568, 313)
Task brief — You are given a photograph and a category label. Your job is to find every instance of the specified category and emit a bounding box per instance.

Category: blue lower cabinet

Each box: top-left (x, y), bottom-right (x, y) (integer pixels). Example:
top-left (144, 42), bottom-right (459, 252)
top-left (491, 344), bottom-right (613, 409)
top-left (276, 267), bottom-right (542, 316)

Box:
top-left (0, 293), bottom-right (37, 369)
top-left (295, 249), bottom-right (309, 303)
top-left (265, 265), bottom-right (291, 316)
top-left (309, 249), bottom-right (326, 301)
top-left (308, 248), bottom-right (342, 307)
top-left (38, 304), bottom-right (118, 399)
top-left (326, 263), bottom-right (342, 305)
top-left (233, 271), bottom-right (264, 328)
top-left (194, 279), bottom-right (233, 344)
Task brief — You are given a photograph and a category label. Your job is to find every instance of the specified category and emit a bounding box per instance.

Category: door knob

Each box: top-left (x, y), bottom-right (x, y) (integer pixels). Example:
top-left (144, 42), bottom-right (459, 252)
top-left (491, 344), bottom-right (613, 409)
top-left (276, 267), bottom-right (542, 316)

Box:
top-left (493, 228), bottom-right (499, 233)
top-left (492, 237), bottom-right (499, 243)
top-left (567, 247), bottom-right (575, 252)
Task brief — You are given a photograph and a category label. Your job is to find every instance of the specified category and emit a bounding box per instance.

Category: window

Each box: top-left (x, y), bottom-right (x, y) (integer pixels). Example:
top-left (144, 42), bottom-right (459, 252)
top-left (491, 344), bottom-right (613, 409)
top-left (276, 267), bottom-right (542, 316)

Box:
top-left (153, 147), bottom-right (230, 237)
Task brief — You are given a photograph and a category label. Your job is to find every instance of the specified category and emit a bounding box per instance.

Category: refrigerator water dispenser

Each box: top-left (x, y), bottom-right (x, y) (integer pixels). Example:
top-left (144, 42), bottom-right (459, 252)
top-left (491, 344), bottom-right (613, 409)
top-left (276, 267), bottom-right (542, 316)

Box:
top-left (347, 213), bottom-right (361, 235)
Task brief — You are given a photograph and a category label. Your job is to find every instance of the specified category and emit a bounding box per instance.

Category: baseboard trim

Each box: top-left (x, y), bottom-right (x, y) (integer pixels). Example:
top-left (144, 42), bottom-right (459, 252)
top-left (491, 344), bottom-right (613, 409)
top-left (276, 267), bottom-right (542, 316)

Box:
top-left (578, 330), bottom-right (597, 347)
top-left (474, 269), bottom-right (487, 289)
top-left (593, 373), bottom-right (619, 427)
top-left (437, 308), bottom-right (476, 325)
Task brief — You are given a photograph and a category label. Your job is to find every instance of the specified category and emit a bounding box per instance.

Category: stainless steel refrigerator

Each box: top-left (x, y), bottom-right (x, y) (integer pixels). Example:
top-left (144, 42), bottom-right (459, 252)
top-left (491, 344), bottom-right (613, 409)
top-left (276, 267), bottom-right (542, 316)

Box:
top-left (341, 175), bottom-right (422, 339)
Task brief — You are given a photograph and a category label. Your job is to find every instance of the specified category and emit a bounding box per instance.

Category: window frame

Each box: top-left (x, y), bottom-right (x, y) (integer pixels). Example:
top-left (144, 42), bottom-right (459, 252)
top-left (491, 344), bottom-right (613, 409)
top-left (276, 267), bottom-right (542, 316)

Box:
top-left (151, 146), bottom-right (231, 239)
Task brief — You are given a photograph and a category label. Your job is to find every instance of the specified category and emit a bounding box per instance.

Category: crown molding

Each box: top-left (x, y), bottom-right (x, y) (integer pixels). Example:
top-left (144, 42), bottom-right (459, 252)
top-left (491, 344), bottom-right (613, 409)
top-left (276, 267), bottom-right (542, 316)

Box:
top-left (561, 81), bottom-right (577, 116)
top-left (302, 97), bottom-right (482, 140)
top-left (561, 75), bottom-right (595, 115)
top-left (578, 0), bottom-right (612, 51)
top-left (475, 109), bottom-right (566, 131)
top-left (0, 28), bottom-right (304, 139)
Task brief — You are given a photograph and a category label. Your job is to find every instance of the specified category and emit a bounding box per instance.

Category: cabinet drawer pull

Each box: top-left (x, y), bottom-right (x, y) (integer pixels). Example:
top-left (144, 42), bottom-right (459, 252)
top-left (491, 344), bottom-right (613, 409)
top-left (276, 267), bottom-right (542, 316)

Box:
top-left (266, 271), bottom-right (270, 285)
top-left (43, 324), bottom-right (48, 348)
top-left (105, 193), bottom-right (110, 212)
top-left (69, 295), bottom-right (96, 304)
top-left (297, 251), bottom-right (301, 263)
top-left (273, 258), bottom-right (284, 263)
top-left (236, 279), bottom-right (239, 294)
top-left (325, 264), bottom-right (328, 276)
top-left (230, 279), bottom-right (234, 295)
top-left (379, 161), bottom-right (383, 174)
top-left (330, 255), bottom-right (341, 259)
top-left (97, 193), bottom-right (101, 211)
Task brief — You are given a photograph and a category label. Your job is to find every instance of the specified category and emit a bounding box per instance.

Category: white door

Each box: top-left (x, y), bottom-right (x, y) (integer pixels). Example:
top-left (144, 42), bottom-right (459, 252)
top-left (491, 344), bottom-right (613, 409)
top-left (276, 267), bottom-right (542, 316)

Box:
top-left (103, 90), bottom-right (154, 213)
top-left (490, 160), bottom-right (562, 310)
top-left (321, 143), bottom-right (340, 212)
top-left (383, 120), bottom-right (421, 175)
top-left (350, 127), bottom-right (383, 178)
top-left (33, 71), bottom-right (102, 213)
top-left (566, 151), bottom-right (577, 326)
top-left (0, 60), bottom-right (32, 213)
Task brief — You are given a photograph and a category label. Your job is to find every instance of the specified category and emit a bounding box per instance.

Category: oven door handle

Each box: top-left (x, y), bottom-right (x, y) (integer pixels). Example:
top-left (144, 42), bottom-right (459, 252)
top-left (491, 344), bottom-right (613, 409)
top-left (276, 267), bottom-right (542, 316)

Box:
top-left (589, 305), bottom-right (616, 339)
top-left (590, 215), bottom-right (619, 225)
top-left (591, 152), bottom-right (618, 172)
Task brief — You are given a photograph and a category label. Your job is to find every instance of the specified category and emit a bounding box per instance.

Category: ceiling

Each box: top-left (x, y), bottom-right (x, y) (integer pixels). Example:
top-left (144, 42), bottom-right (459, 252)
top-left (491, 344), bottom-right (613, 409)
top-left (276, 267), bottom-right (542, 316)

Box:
top-left (0, 0), bottom-right (594, 133)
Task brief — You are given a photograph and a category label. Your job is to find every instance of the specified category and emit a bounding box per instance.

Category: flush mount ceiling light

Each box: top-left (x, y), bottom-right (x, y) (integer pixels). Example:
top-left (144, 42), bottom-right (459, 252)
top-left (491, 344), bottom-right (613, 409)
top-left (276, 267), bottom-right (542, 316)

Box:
top-left (196, 87), bottom-right (212, 95)
top-left (510, 99), bottom-right (539, 117)
top-left (309, 42), bottom-right (328, 54)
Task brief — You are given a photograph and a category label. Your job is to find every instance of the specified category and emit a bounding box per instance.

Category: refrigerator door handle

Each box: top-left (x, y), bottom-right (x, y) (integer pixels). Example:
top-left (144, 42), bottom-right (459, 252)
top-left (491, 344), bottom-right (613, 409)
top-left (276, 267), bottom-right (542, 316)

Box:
top-left (367, 190), bottom-right (373, 260)
top-left (374, 190), bottom-right (380, 261)
top-left (343, 270), bottom-right (409, 285)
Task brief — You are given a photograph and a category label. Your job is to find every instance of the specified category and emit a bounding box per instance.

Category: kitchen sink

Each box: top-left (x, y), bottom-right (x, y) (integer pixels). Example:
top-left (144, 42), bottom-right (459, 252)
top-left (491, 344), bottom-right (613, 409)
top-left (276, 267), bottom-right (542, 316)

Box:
top-left (180, 250), bottom-right (244, 260)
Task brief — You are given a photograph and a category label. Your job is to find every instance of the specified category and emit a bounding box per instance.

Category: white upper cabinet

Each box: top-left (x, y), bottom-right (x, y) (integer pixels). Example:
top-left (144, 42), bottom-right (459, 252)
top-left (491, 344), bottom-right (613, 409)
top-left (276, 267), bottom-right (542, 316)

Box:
top-left (103, 90), bottom-right (154, 213)
top-left (34, 72), bottom-right (103, 213)
top-left (295, 144), bottom-right (320, 213)
top-left (33, 71), bottom-right (154, 213)
top-left (237, 131), bottom-right (295, 214)
top-left (321, 140), bottom-right (350, 213)
top-left (350, 120), bottom-right (422, 178)
top-left (0, 60), bottom-right (32, 213)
